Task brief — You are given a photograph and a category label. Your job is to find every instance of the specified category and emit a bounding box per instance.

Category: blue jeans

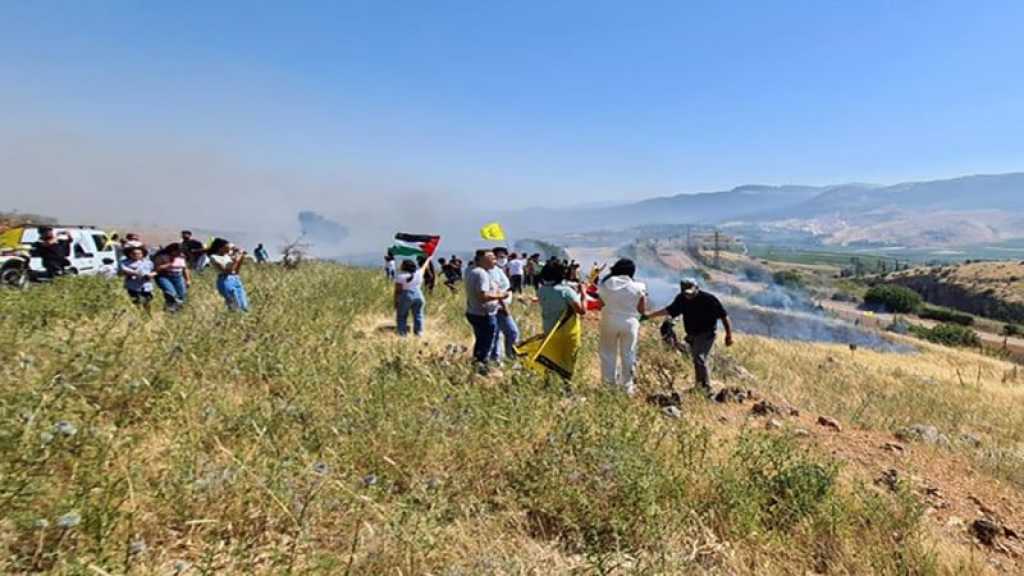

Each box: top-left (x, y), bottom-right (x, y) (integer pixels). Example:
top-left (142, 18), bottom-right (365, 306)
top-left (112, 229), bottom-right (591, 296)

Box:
top-left (489, 310), bottom-right (520, 361)
top-left (155, 274), bottom-right (187, 310)
top-left (466, 313), bottom-right (498, 364)
top-left (217, 274), bottom-right (250, 312)
top-left (396, 290), bottom-right (425, 336)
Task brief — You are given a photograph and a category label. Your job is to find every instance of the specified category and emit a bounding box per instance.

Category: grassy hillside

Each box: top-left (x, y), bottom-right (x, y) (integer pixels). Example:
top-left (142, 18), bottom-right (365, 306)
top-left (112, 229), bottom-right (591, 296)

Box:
top-left (888, 261), bottom-right (1024, 323)
top-left (1, 264), bottom-right (1022, 574)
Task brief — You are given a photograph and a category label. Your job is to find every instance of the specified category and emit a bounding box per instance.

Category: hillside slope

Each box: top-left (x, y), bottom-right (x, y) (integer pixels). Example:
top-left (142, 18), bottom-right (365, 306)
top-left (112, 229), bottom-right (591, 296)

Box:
top-left (888, 261), bottom-right (1024, 323)
top-left (1, 264), bottom-right (1022, 574)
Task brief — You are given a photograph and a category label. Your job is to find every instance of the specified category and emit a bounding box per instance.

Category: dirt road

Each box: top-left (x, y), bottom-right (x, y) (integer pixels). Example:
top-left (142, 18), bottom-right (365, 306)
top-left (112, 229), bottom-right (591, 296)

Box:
top-left (821, 299), bottom-right (1024, 361)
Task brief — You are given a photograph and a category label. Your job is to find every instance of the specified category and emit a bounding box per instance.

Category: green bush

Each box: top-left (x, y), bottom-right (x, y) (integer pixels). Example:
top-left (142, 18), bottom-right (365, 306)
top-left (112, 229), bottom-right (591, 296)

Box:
top-left (909, 323), bottom-right (981, 347)
top-left (864, 284), bottom-right (922, 313)
top-left (713, 433), bottom-right (837, 536)
top-left (918, 306), bottom-right (974, 326)
top-left (772, 270), bottom-right (804, 288)
top-left (1004, 324), bottom-right (1022, 337)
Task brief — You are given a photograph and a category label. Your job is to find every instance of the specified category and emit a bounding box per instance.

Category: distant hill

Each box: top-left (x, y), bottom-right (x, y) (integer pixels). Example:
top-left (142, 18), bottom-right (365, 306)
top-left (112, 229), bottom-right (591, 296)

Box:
top-left (509, 185), bottom-right (822, 236)
top-left (516, 173), bottom-right (1024, 249)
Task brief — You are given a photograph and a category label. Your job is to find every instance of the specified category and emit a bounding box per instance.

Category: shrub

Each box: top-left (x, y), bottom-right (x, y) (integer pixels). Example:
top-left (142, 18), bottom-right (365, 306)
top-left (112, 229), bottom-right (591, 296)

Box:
top-left (864, 284), bottom-right (922, 313)
top-left (909, 323), bottom-right (981, 347)
top-left (712, 433), bottom-right (837, 536)
top-left (510, 399), bottom-right (700, 552)
top-left (918, 306), bottom-right (974, 326)
top-left (831, 291), bottom-right (859, 303)
top-left (772, 270), bottom-right (804, 288)
top-left (1004, 324), bottom-right (1022, 337)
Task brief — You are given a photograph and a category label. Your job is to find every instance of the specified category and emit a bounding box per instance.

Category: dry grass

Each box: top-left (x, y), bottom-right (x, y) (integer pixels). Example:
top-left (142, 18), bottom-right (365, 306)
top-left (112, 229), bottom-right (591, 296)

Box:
top-left (0, 263), bottom-right (1021, 574)
top-left (892, 261), bottom-right (1024, 303)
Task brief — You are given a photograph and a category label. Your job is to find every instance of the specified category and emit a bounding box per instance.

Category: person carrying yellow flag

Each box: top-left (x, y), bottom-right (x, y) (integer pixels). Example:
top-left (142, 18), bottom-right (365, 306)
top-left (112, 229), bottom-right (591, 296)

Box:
top-left (515, 259), bottom-right (587, 381)
top-left (515, 309), bottom-right (582, 381)
top-left (480, 222), bottom-right (506, 241)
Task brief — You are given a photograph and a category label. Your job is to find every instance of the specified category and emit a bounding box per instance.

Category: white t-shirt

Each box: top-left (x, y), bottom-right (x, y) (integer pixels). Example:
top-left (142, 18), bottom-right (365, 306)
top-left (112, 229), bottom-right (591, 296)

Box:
top-left (507, 258), bottom-right (525, 276)
top-left (209, 253), bottom-right (234, 274)
top-left (598, 276), bottom-right (647, 321)
top-left (396, 269), bottom-right (424, 292)
top-left (489, 267), bottom-right (513, 306)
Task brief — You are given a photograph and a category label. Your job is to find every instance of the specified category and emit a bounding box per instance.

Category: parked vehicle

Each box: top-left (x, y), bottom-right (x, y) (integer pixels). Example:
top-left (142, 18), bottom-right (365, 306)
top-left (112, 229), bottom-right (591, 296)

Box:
top-left (0, 226), bottom-right (117, 280)
top-left (0, 251), bottom-right (30, 288)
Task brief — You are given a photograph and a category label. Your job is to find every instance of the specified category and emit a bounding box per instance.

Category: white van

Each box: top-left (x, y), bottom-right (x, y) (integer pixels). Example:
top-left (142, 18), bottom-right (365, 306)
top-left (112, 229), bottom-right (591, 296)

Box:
top-left (14, 226), bottom-right (118, 276)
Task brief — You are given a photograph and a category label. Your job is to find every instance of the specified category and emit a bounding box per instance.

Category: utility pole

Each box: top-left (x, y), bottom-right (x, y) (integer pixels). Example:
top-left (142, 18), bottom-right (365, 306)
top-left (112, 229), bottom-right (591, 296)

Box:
top-left (714, 229), bottom-right (721, 269)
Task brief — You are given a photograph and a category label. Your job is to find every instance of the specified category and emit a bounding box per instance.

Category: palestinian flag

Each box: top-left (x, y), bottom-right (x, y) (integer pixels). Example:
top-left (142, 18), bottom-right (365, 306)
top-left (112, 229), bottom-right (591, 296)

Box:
top-left (391, 233), bottom-right (440, 258)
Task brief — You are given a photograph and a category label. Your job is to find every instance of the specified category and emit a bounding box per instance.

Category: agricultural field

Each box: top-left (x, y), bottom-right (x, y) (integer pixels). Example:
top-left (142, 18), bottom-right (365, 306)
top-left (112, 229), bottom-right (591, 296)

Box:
top-left (1, 263), bottom-right (1022, 574)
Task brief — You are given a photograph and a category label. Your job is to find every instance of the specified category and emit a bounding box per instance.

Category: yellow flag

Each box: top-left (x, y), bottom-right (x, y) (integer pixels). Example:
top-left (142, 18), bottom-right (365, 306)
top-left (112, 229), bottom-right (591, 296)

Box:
top-left (480, 222), bottom-right (506, 241)
top-left (515, 311), bottom-right (582, 381)
top-left (0, 227), bottom-right (26, 251)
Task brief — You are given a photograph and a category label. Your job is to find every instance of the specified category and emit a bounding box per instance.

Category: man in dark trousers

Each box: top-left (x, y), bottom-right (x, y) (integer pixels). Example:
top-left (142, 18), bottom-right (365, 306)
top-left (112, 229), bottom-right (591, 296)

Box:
top-left (31, 226), bottom-right (71, 278)
top-left (646, 277), bottom-right (734, 395)
top-left (180, 230), bottom-right (206, 270)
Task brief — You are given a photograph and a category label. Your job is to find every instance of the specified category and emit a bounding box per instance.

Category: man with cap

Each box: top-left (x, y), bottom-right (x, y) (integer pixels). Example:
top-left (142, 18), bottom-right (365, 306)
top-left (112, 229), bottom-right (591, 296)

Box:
top-left (488, 247), bottom-right (520, 363)
top-left (645, 277), bottom-right (734, 395)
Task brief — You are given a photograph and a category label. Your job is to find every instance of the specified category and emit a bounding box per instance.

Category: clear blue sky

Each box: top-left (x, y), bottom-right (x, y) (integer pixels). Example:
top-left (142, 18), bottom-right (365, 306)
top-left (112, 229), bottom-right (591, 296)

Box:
top-left (2, 0), bottom-right (1024, 215)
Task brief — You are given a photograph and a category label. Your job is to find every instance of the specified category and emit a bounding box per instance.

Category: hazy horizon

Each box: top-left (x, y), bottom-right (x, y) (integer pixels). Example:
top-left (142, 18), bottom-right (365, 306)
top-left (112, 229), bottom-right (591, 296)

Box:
top-left (3, 1), bottom-right (1024, 246)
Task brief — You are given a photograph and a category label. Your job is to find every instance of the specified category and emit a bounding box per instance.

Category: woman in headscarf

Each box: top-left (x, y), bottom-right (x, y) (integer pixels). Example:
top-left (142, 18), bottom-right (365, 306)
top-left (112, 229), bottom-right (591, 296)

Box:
top-left (596, 259), bottom-right (647, 396)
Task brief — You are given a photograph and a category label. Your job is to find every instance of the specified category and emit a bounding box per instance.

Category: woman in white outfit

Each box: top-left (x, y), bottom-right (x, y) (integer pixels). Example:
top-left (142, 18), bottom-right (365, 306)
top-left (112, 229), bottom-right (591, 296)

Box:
top-left (597, 259), bottom-right (647, 395)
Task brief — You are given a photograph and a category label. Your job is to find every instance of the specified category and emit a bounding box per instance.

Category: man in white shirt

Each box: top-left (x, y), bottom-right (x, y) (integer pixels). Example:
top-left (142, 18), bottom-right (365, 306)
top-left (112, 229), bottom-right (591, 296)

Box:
top-left (490, 247), bottom-right (520, 362)
top-left (506, 252), bottom-right (526, 293)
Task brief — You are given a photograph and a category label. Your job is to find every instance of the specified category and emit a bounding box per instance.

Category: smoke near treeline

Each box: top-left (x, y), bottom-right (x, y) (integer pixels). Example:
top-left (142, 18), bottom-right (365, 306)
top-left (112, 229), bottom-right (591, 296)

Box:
top-left (640, 267), bottom-right (909, 352)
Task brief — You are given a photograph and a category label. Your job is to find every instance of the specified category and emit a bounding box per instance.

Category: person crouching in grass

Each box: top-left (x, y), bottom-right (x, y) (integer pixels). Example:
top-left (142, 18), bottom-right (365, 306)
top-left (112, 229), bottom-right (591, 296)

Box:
top-left (207, 238), bottom-right (250, 312)
top-left (118, 245), bottom-right (156, 311)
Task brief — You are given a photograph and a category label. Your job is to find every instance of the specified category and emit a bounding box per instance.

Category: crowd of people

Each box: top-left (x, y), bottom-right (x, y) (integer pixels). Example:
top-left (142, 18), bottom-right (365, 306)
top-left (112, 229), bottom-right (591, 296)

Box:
top-left (30, 227), bottom-right (261, 313)
top-left (389, 247), bottom-right (734, 395)
top-left (32, 225), bottom-right (735, 393)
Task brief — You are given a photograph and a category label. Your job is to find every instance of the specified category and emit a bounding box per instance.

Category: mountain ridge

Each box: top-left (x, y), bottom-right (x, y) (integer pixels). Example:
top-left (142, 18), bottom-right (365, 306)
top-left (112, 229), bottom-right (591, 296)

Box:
top-left (510, 172), bottom-right (1024, 249)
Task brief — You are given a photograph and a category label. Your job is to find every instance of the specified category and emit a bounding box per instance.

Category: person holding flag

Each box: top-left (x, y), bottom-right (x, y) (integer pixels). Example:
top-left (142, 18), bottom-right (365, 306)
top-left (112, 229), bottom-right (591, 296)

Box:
top-left (389, 233), bottom-right (441, 336)
top-left (536, 259), bottom-right (586, 332)
top-left (394, 257), bottom-right (432, 336)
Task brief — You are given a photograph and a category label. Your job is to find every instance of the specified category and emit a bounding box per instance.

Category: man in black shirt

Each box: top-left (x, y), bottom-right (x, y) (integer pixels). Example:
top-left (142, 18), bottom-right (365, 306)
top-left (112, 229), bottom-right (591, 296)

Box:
top-left (31, 227), bottom-right (71, 278)
top-left (180, 230), bottom-right (206, 270)
top-left (646, 278), bottom-right (734, 394)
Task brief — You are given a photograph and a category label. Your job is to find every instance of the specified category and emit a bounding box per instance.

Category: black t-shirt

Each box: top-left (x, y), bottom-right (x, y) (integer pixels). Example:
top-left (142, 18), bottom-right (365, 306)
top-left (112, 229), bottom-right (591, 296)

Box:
top-left (31, 240), bottom-right (71, 272)
top-left (665, 291), bottom-right (728, 335)
top-left (182, 239), bottom-right (205, 259)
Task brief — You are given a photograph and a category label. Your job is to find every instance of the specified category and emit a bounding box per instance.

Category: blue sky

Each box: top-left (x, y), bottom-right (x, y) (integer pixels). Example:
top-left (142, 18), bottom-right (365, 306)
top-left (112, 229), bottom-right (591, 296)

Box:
top-left (2, 0), bottom-right (1023, 226)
